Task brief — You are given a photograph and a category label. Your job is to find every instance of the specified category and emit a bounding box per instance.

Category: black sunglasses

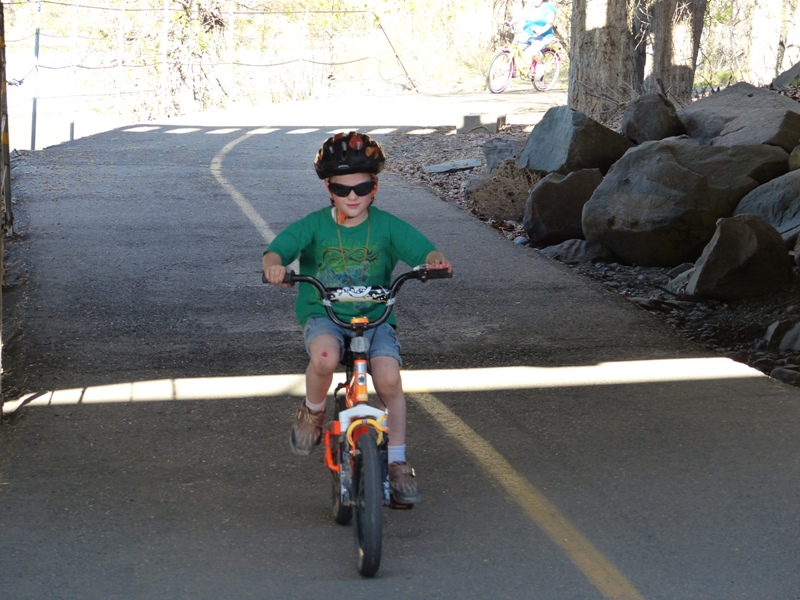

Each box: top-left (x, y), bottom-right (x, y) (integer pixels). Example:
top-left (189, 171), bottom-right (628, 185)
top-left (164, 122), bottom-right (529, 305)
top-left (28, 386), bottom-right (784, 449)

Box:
top-left (328, 180), bottom-right (375, 197)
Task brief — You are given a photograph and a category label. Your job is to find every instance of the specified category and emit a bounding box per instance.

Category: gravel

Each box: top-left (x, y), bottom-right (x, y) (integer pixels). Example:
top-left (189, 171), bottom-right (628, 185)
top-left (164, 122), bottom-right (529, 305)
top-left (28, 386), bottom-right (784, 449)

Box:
top-left (382, 126), bottom-right (800, 383)
top-left (384, 125), bottom-right (533, 241)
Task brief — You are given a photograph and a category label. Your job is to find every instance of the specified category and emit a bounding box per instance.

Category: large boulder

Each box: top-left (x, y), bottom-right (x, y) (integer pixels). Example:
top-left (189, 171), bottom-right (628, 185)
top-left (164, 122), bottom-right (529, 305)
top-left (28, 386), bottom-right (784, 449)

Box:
top-left (685, 214), bottom-right (794, 300)
top-left (523, 169), bottom-right (603, 247)
top-left (621, 92), bottom-right (686, 144)
top-left (582, 136), bottom-right (789, 266)
top-left (679, 82), bottom-right (800, 152)
top-left (516, 106), bottom-right (633, 175)
top-left (734, 170), bottom-right (800, 247)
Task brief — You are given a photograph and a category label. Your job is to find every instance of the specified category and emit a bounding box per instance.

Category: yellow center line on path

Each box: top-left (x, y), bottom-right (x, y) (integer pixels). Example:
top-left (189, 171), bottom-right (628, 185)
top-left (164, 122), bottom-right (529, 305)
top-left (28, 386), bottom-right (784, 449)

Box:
top-left (411, 391), bottom-right (646, 600)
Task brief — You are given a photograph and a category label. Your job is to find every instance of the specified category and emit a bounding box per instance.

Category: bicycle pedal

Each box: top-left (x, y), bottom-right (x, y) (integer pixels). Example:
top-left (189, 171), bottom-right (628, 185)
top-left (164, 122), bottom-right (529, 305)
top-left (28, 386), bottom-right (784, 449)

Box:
top-left (389, 500), bottom-right (414, 510)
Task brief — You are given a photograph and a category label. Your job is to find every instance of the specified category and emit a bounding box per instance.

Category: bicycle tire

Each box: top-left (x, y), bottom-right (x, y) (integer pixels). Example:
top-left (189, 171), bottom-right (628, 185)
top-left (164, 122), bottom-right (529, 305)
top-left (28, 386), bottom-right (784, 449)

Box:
top-left (486, 50), bottom-right (514, 94)
top-left (531, 48), bottom-right (561, 92)
top-left (353, 432), bottom-right (383, 577)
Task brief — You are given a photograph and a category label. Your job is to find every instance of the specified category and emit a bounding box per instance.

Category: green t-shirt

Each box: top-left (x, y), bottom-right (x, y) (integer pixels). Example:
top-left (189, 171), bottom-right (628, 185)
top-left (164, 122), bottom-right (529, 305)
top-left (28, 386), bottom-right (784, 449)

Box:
top-left (266, 206), bottom-right (437, 327)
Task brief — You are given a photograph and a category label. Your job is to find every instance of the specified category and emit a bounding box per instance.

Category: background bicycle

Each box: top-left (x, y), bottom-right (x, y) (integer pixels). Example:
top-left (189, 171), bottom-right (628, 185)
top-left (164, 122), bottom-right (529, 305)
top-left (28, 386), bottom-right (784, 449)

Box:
top-left (486, 23), bottom-right (561, 94)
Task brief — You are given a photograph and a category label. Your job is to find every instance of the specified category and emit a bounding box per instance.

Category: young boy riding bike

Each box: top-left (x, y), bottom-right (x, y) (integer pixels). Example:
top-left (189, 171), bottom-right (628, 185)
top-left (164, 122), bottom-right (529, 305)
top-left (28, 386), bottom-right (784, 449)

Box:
top-left (262, 131), bottom-right (451, 505)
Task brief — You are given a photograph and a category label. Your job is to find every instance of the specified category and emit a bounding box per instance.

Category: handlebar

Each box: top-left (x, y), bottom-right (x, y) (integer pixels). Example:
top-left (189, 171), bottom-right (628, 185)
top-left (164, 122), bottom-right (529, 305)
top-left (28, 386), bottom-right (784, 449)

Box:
top-left (263, 265), bottom-right (452, 330)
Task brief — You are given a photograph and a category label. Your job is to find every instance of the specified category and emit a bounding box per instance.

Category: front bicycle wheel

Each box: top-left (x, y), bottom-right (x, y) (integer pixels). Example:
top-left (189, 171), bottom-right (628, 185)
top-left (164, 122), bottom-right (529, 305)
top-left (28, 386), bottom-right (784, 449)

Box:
top-left (353, 432), bottom-right (383, 577)
top-left (531, 48), bottom-right (561, 91)
top-left (486, 51), bottom-right (514, 94)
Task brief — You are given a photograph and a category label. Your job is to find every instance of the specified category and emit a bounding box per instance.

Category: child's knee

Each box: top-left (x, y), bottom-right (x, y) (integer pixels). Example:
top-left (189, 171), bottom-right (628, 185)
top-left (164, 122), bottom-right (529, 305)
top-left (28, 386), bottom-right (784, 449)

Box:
top-left (309, 348), bottom-right (339, 374)
top-left (373, 363), bottom-right (402, 391)
top-left (307, 333), bottom-right (340, 373)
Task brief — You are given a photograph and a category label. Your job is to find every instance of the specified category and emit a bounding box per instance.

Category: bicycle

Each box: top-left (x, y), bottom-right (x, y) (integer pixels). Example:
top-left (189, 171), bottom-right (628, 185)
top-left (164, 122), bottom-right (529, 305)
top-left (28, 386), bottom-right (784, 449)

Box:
top-left (267, 264), bottom-right (452, 577)
top-left (486, 23), bottom-right (561, 94)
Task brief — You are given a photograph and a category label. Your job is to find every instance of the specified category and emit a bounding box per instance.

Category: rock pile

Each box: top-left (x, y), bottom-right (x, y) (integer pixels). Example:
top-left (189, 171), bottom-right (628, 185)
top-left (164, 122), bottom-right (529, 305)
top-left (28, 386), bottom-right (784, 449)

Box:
top-left (464, 80), bottom-right (800, 383)
top-left (468, 82), bottom-right (800, 298)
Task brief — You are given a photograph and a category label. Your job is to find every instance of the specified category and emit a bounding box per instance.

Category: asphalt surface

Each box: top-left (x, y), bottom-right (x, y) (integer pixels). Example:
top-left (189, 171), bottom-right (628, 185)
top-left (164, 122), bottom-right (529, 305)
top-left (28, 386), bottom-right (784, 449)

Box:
top-left (1, 90), bottom-right (800, 600)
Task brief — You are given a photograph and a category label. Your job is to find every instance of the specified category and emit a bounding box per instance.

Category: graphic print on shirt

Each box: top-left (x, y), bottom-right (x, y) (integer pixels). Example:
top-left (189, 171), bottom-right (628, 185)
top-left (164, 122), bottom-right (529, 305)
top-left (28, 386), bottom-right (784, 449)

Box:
top-left (320, 242), bottom-right (381, 313)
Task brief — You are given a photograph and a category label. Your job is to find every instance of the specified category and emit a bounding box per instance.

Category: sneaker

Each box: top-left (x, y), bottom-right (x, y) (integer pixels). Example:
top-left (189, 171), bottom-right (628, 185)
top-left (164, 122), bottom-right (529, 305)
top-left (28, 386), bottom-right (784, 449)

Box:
top-left (388, 462), bottom-right (421, 505)
top-left (289, 402), bottom-right (325, 456)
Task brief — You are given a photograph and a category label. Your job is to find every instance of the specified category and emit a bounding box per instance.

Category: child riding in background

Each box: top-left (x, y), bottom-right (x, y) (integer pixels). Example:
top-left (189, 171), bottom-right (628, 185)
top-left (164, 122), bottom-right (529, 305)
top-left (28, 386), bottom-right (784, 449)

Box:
top-left (262, 131), bottom-right (451, 505)
top-left (514, 0), bottom-right (557, 60)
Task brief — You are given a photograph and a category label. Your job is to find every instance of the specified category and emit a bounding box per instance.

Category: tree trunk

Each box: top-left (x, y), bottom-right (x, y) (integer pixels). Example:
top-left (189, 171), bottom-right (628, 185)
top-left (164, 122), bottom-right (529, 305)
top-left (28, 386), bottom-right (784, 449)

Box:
top-left (493, 0), bottom-right (517, 25)
top-left (569, 0), bottom-right (640, 121)
top-left (570, 0), bottom-right (709, 119)
top-left (645, 0), bottom-right (708, 107)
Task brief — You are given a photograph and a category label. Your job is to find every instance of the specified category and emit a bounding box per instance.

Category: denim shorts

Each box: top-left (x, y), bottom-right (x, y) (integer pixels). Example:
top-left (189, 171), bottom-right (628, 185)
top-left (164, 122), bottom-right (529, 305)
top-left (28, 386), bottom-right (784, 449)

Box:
top-left (303, 317), bottom-right (402, 366)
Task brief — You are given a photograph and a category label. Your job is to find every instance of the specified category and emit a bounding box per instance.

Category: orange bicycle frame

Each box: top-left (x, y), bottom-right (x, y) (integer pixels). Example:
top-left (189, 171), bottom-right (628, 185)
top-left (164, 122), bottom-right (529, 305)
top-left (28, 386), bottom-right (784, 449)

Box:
top-left (323, 316), bottom-right (387, 473)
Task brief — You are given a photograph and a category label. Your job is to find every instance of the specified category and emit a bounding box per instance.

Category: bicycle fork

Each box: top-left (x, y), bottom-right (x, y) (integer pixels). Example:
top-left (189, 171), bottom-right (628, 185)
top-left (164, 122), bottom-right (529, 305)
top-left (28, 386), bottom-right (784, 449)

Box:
top-left (325, 395), bottom-right (390, 506)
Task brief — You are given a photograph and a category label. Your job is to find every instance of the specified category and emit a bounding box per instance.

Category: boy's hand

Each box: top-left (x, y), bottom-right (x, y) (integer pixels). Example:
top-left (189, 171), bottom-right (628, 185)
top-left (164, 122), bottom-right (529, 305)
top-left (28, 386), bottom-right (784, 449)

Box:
top-left (425, 251), bottom-right (452, 273)
top-left (262, 251), bottom-right (290, 286)
top-left (264, 264), bottom-right (288, 286)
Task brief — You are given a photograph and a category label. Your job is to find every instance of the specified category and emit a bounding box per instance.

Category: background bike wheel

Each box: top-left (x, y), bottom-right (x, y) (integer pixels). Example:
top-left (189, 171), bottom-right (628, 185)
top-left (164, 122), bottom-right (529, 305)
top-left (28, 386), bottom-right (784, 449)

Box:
top-left (353, 432), bottom-right (383, 577)
top-left (486, 51), bottom-right (513, 94)
top-left (531, 49), bottom-right (561, 92)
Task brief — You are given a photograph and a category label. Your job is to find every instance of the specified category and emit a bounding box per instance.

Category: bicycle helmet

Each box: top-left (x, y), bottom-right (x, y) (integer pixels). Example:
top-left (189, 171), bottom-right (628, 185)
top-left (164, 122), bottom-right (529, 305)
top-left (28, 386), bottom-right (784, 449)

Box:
top-left (314, 131), bottom-right (385, 180)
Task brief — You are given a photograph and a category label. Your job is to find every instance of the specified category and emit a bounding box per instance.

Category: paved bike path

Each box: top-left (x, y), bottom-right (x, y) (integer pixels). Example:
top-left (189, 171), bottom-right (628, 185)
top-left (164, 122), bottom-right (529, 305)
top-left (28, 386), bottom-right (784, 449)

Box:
top-left (1, 92), bottom-right (799, 599)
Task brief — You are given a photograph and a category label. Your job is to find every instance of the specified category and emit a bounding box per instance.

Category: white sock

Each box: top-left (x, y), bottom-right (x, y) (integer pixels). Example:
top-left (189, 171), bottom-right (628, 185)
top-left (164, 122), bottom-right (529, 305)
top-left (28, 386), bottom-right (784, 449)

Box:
top-left (388, 444), bottom-right (406, 464)
top-left (305, 397), bottom-right (326, 413)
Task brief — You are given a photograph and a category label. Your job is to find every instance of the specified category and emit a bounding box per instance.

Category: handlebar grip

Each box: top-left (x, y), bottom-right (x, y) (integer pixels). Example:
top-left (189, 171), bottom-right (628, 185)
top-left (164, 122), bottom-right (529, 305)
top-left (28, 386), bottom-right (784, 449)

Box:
top-left (424, 267), bottom-right (453, 280)
top-left (262, 269), bottom-right (297, 285)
